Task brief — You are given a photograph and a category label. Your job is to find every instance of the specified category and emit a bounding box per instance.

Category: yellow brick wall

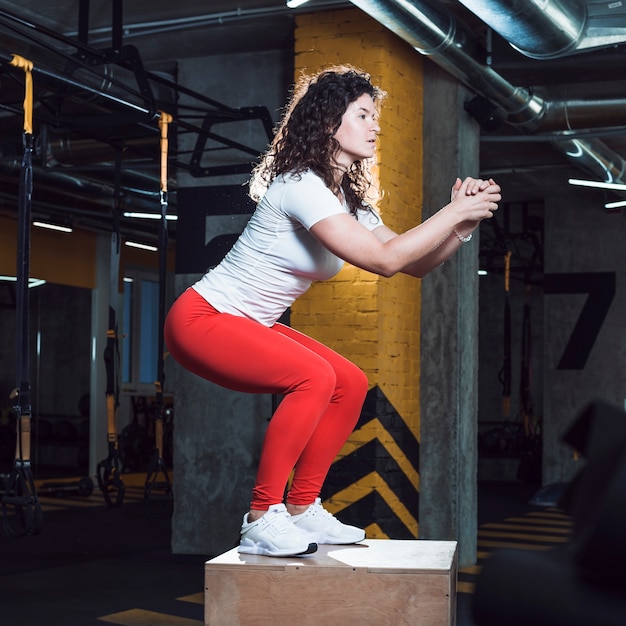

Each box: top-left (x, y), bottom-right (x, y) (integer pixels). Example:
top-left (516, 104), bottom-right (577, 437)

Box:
top-left (290, 9), bottom-right (424, 435)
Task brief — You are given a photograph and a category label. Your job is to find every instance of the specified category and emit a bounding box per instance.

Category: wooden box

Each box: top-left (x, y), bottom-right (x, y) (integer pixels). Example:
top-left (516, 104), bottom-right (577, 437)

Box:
top-left (205, 539), bottom-right (457, 625)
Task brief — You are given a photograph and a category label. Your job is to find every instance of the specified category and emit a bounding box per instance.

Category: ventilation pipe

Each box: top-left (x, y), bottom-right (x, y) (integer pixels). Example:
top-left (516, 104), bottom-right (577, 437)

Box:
top-left (0, 139), bottom-right (160, 210)
top-left (457, 0), bottom-right (626, 59)
top-left (349, 0), bottom-right (626, 188)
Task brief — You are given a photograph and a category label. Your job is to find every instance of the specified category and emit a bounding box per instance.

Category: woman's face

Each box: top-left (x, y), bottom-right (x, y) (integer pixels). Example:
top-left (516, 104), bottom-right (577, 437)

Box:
top-left (333, 93), bottom-right (380, 168)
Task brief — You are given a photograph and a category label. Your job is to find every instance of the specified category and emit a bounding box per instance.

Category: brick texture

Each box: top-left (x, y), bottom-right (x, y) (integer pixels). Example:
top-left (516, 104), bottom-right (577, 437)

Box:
top-left (291, 9), bottom-right (424, 437)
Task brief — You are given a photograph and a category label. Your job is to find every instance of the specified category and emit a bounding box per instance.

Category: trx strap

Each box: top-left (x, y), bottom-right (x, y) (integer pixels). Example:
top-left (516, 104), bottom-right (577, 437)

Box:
top-left (516, 284), bottom-right (542, 483)
top-left (96, 150), bottom-right (125, 508)
top-left (499, 250), bottom-right (512, 419)
top-left (520, 286), bottom-right (535, 437)
top-left (145, 111), bottom-right (173, 510)
top-left (1, 55), bottom-right (43, 537)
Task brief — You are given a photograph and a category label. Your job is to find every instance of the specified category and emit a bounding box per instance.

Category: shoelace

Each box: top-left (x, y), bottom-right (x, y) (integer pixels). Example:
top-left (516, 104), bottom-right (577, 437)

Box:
top-left (307, 503), bottom-right (340, 528)
top-left (268, 507), bottom-right (300, 535)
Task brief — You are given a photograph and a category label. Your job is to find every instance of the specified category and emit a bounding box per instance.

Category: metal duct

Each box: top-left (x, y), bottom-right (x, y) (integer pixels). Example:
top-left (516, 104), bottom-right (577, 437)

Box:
top-left (457, 0), bottom-right (588, 59)
top-left (349, 0), bottom-right (546, 128)
top-left (457, 0), bottom-right (626, 59)
top-left (43, 133), bottom-right (158, 168)
top-left (558, 136), bottom-right (626, 182)
top-left (0, 140), bottom-right (160, 210)
top-left (349, 0), bottom-right (626, 188)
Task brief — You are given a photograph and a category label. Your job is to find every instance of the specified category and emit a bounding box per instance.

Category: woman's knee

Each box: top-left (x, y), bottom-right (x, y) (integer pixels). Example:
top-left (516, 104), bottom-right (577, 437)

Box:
top-left (310, 359), bottom-right (338, 397)
top-left (336, 361), bottom-right (369, 402)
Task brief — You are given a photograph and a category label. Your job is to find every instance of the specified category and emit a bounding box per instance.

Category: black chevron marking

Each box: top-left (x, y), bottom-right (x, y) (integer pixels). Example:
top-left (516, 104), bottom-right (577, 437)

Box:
top-left (324, 438), bottom-right (419, 511)
top-left (359, 386), bottom-right (420, 468)
top-left (330, 491), bottom-right (416, 540)
top-left (321, 385), bottom-right (421, 537)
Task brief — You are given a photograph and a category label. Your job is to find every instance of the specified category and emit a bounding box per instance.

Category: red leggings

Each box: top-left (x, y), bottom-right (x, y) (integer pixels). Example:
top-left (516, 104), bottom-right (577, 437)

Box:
top-left (164, 288), bottom-right (368, 510)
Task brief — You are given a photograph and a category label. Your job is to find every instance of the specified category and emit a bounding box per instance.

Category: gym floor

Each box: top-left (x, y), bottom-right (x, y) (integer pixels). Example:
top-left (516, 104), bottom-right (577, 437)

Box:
top-left (0, 475), bottom-right (569, 625)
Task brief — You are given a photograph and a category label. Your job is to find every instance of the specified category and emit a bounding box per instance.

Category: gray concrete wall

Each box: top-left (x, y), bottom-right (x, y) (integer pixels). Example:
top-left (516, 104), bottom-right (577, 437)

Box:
top-left (170, 275), bottom-right (271, 555)
top-left (542, 191), bottom-right (626, 485)
top-left (177, 50), bottom-right (294, 190)
top-left (419, 63), bottom-right (480, 567)
top-left (169, 50), bottom-right (293, 555)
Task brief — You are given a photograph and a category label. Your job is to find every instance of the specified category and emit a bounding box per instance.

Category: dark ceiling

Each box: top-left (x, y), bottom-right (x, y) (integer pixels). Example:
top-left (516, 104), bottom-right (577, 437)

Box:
top-left (1, 0), bottom-right (626, 247)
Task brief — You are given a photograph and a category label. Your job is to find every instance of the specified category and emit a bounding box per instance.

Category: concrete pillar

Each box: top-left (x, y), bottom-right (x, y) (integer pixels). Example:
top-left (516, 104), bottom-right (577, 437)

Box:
top-left (89, 233), bottom-right (112, 477)
top-left (169, 51), bottom-right (292, 555)
top-left (170, 273), bottom-right (272, 555)
top-left (418, 62), bottom-right (480, 567)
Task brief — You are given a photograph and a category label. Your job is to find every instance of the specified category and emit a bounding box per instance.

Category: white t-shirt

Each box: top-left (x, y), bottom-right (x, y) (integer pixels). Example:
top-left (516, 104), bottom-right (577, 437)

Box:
top-left (192, 169), bottom-right (383, 326)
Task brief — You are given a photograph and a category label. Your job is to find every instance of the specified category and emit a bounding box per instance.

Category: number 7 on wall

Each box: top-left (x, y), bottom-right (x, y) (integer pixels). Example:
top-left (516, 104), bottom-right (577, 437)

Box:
top-left (544, 272), bottom-right (616, 370)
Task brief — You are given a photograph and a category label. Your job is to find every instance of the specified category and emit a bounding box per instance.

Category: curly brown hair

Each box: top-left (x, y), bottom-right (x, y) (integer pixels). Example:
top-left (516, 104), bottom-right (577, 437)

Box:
top-left (249, 65), bottom-right (386, 215)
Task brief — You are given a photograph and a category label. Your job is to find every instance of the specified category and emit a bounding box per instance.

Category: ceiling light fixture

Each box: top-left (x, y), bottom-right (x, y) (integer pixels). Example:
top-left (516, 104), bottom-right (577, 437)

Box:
top-left (286, 0), bottom-right (311, 8)
top-left (123, 211), bottom-right (178, 221)
top-left (604, 199), bottom-right (626, 209)
top-left (568, 178), bottom-right (626, 191)
top-left (125, 240), bottom-right (158, 252)
top-left (33, 220), bottom-right (73, 233)
top-left (0, 275), bottom-right (47, 288)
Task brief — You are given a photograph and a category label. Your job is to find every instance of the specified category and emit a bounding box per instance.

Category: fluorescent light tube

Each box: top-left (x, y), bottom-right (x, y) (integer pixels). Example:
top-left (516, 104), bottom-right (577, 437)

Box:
top-left (33, 220), bottom-right (73, 233)
top-left (123, 212), bottom-right (178, 220)
top-left (568, 178), bottom-right (626, 191)
top-left (125, 241), bottom-right (157, 252)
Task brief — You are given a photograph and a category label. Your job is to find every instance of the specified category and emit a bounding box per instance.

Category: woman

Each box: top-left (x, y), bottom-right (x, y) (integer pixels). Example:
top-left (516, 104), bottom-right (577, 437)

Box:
top-left (164, 65), bottom-right (501, 558)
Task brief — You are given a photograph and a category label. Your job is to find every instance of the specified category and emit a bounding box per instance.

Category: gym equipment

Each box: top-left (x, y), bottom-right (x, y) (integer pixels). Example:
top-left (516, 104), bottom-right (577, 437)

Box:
top-left (1, 55), bottom-right (43, 537)
top-left (38, 476), bottom-right (94, 498)
top-left (144, 111), bottom-right (174, 512)
top-left (96, 150), bottom-right (125, 508)
top-left (473, 400), bottom-right (626, 626)
top-left (498, 250), bottom-right (512, 419)
top-left (516, 287), bottom-right (541, 483)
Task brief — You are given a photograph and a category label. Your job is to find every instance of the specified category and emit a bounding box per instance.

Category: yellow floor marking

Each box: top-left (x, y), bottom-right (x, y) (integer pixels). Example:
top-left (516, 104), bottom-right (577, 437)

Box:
top-left (478, 529), bottom-right (570, 543)
top-left (38, 505), bottom-right (67, 513)
top-left (481, 522), bottom-right (572, 535)
top-left (458, 581), bottom-right (476, 594)
top-left (35, 473), bottom-right (170, 491)
top-left (37, 497), bottom-right (103, 508)
top-left (477, 539), bottom-right (554, 550)
top-left (98, 608), bottom-right (201, 625)
top-left (525, 510), bottom-right (571, 519)
top-left (504, 516), bottom-right (573, 527)
top-left (177, 593), bottom-right (203, 605)
top-left (460, 510), bottom-right (573, 598)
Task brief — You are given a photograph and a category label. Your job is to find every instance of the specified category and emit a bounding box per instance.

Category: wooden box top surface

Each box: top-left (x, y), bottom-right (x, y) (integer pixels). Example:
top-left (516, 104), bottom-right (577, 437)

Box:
top-left (206, 539), bottom-right (457, 575)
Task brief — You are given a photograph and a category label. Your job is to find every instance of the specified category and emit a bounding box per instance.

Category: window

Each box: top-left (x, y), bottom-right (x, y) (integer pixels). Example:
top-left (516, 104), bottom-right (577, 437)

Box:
top-left (122, 270), bottom-right (160, 390)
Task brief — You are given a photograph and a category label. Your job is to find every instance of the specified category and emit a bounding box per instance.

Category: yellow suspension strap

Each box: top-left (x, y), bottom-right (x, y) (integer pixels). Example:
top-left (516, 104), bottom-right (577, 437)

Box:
top-left (96, 149), bottom-right (125, 508)
top-left (1, 55), bottom-right (43, 536)
top-left (145, 111), bottom-right (174, 512)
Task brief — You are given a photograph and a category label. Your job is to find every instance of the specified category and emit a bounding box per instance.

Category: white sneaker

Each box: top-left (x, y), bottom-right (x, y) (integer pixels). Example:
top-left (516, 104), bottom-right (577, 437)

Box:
top-left (238, 503), bottom-right (318, 557)
top-left (290, 498), bottom-right (365, 544)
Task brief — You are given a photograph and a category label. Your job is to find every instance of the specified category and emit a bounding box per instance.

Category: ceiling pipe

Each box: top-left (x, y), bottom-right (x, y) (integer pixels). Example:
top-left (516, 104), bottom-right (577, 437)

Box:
top-left (61, 1), bottom-right (351, 45)
top-left (457, 0), bottom-right (588, 59)
top-left (457, 0), bottom-right (626, 59)
top-left (0, 141), bottom-right (162, 211)
top-left (348, 0), bottom-right (546, 129)
top-left (348, 0), bottom-right (626, 189)
top-left (557, 136), bottom-right (626, 186)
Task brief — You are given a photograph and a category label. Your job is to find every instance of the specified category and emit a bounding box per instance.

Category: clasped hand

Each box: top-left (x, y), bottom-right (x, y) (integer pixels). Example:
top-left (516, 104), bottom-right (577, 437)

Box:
top-left (450, 176), bottom-right (501, 223)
